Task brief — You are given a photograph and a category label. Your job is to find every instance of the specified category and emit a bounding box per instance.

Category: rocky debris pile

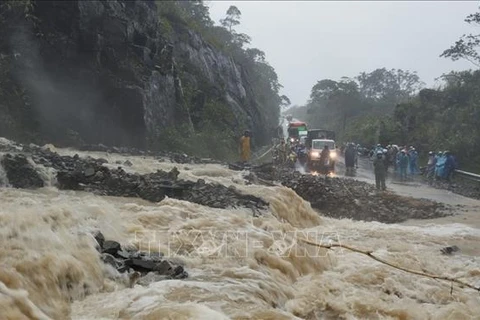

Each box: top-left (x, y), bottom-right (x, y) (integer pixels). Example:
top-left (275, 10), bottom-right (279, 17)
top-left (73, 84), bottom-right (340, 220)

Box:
top-left (0, 139), bottom-right (223, 166)
top-left (0, 138), bottom-right (24, 153)
top-left (245, 167), bottom-right (451, 224)
top-left (0, 149), bottom-right (268, 210)
top-left (94, 231), bottom-right (188, 284)
top-left (431, 179), bottom-right (480, 200)
top-left (1, 154), bottom-right (44, 188)
top-left (184, 179), bottom-right (268, 210)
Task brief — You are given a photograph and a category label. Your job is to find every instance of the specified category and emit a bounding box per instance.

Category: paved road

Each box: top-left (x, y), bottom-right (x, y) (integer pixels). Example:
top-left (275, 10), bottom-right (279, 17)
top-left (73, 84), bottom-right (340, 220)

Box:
top-left (334, 154), bottom-right (480, 230)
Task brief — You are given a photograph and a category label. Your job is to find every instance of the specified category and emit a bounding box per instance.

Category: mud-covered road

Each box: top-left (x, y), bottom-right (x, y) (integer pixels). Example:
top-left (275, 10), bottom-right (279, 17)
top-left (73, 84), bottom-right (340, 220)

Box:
top-left (335, 155), bottom-right (480, 256)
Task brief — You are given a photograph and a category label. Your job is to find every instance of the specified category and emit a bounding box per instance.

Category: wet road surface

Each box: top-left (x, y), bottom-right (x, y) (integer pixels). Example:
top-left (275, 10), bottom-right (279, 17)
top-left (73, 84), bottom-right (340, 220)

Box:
top-left (334, 155), bottom-right (480, 230)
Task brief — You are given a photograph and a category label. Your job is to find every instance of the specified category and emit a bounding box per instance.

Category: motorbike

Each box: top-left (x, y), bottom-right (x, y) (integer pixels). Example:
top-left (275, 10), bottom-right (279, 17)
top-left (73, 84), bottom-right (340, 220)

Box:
top-left (286, 152), bottom-right (297, 168)
top-left (297, 150), bottom-right (308, 166)
top-left (318, 158), bottom-right (332, 175)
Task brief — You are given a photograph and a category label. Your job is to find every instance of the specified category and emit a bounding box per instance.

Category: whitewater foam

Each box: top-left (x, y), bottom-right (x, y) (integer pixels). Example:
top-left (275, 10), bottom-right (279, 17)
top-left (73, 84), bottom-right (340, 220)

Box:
top-left (0, 143), bottom-right (479, 319)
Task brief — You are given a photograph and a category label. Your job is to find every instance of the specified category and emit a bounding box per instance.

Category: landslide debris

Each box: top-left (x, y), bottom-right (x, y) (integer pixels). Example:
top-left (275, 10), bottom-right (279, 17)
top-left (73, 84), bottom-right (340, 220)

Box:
top-left (0, 139), bottom-right (454, 224)
top-left (93, 231), bottom-right (188, 285)
top-left (0, 145), bottom-right (268, 211)
top-left (242, 165), bottom-right (452, 224)
top-left (1, 154), bottom-right (44, 188)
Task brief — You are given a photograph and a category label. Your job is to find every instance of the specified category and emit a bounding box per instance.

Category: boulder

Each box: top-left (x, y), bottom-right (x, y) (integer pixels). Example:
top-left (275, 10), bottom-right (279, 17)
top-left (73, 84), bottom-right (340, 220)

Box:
top-left (94, 231), bottom-right (105, 249)
top-left (84, 167), bottom-right (96, 177)
top-left (1, 154), bottom-right (44, 189)
top-left (102, 240), bottom-right (121, 255)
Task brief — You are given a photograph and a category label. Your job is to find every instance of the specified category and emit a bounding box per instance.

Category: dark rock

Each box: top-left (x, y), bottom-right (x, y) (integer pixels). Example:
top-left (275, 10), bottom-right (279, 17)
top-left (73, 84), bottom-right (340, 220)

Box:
top-left (128, 259), bottom-right (158, 272)
top-left (123, 160), bottom-right (133, 167)
top-left (94, 231), bottom-right (105, 249)
top-left (102, 240), bottom-right (121, 255)
top-left (94, 171), bottom-right (105, 180)
top-left (441, 245), bottom-right (459, 255)
top-left (101, 253), bottom-right (123, 269)
top-left (1, 154), bottom-right (44, 189)
top-left (153, 260), bottom-right (174, 275)
top-left (173, 266), bottom-right (188, 279)
top-left (115, 250), bottom-right (132, 259)
top-left (84, 167), bottom-right (96, 177)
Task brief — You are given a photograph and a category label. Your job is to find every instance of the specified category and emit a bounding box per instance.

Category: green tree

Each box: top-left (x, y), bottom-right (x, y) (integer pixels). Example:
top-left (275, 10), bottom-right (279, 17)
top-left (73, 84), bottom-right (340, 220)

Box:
top-left (441, 6), bottom-right (480, 66)
top-left (355, 68), bottom-right (424, 106)
top-left (220, 5), bottom-right (241, 32)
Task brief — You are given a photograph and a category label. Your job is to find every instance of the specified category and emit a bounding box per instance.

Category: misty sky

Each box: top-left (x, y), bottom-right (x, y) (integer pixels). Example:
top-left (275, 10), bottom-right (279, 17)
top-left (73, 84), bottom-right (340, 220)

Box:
top-left (208, 1), bottom-right (478, 106)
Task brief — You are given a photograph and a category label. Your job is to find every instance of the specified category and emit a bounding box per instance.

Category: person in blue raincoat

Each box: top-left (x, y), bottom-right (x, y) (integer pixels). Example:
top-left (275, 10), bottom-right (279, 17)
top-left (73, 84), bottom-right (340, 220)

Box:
top-left (435, 152), bottom-right (446, 179)
top-left (444, 151), bottom-right (455, 181)
top-left (398, 150), bottom-right (409, 181)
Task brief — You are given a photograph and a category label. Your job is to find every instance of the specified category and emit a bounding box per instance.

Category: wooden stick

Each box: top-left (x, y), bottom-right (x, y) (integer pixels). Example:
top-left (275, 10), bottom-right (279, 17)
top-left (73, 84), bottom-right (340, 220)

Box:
top-left (299, 238), bottom-right (480, 292)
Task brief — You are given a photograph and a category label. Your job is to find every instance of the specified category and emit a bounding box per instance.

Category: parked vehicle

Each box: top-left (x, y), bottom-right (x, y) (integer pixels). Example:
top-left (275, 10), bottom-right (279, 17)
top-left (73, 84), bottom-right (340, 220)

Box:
top-left (305, 129), bottom-right (336, 149)
top-left (287, 121), bottom-right (308, 144)
top-left (307, 139), bottom-right (337, 174)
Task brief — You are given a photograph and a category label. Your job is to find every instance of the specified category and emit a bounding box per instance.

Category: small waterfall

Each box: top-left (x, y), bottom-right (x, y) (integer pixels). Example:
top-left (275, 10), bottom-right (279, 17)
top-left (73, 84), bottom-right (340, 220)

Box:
top-left (0, 154), bottom-right (8, 187)
top-left (27, 157), bottom-right (57, 187)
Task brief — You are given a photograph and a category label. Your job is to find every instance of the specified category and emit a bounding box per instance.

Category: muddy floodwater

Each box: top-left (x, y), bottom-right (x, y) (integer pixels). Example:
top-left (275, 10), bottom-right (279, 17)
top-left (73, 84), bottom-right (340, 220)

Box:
top-left (0, 142), bottom-right (479, 319)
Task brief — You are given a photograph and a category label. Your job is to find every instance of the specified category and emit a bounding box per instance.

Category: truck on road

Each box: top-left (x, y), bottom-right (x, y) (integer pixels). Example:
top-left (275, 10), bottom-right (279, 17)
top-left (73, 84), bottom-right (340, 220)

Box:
top-left (305, 129), bottom-right (336, 149)
top-left (287, 121), bottom-right (308, 144)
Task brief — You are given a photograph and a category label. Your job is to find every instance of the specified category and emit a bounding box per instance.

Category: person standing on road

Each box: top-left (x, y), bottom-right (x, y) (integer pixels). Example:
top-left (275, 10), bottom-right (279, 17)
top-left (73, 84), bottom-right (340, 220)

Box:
top-left (398, 150), bottom-right (409, 181)
top-left (408, 147), bottom-right (418, 175)
top-left (279, 139), bottom-right (287, 164)
top-left (373, 150), bottom-right (386, 190)
top-left (426, 151), bottom-right (436, 183)
top-left (344, 143), bottom-right (356, 175)
top-left (240, 130), bottom-right (251, 163)
top-left (444, 151), bottom-right (455, 181)
top-left (319, 145), bottom-right (330, 174)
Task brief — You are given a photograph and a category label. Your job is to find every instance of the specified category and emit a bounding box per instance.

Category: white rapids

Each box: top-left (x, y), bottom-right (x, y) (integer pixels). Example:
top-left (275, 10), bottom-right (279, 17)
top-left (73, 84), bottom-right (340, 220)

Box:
top-left (0, 139), bottom-right (479, 320)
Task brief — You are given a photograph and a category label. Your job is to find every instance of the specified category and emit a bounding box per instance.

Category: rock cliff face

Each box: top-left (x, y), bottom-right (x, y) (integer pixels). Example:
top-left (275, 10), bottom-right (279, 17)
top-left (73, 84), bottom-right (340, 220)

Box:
top-left (0, 0), bottom-right (270, 152)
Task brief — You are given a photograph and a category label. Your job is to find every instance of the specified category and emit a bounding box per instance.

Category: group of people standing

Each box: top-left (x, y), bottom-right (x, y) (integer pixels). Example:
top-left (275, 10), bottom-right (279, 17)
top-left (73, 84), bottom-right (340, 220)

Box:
top-left (425, 151), bottom-right (458, 183)
top-left (376, 145), bottom-right (420, 182)
top-left (344, 142), bottom-right (460, 191)
top-left (369, 144), bottom-right (459, 188)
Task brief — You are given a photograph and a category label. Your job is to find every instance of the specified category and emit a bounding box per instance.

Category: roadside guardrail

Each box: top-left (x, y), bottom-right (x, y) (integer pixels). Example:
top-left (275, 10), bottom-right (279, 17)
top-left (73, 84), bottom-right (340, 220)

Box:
top-left (454, 169), bottom-right (480, 182)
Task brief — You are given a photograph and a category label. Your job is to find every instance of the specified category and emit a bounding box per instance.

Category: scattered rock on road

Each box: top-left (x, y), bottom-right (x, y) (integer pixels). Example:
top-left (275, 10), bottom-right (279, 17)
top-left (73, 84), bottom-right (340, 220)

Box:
top-left (244, 166), bottom-right (452, 224)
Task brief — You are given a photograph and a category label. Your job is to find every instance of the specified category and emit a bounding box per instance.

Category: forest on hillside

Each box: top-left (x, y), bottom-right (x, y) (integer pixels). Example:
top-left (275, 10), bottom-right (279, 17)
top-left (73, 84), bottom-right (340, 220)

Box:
top-left (288, 7), bottom-right (480, 172)
top-left (0, 0), bottom-right (288, 160)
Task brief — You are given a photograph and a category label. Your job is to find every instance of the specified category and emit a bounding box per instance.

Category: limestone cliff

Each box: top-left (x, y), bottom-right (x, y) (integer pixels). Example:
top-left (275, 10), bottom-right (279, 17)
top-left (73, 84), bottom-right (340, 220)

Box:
top-left (0, 0), bottom-right (276, 157)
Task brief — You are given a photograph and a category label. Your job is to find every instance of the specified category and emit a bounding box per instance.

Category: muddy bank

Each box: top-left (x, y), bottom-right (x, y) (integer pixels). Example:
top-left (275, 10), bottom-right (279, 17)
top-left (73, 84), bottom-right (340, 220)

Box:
top-left (0, 148), bottom-right (268, 211)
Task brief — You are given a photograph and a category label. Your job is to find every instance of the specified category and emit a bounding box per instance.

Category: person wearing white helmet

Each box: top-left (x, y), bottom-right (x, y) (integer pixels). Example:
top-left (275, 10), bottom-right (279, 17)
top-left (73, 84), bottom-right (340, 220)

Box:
top-left (398, 150), bottom-right (409, 181)
top-left (373, 149), bottom-right (386, 190)
top-left (426, 151), bottom-right (436, 183)
top-left (408, 147), bottom-right (419, 175)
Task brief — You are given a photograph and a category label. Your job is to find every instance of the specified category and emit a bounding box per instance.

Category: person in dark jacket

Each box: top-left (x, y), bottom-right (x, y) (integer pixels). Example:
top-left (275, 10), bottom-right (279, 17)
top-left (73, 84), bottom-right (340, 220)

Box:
top-left (344, 143), bottom-right (356, 175)
top-left (319, 145), bottom-right (330, 174)
top-left (373, 150), bottom-right (386, 190)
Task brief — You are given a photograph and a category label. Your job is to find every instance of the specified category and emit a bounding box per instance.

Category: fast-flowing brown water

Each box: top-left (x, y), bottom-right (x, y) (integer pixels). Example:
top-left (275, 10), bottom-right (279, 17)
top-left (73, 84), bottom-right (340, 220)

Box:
top-left (0, 141), bottom-right (479, 320)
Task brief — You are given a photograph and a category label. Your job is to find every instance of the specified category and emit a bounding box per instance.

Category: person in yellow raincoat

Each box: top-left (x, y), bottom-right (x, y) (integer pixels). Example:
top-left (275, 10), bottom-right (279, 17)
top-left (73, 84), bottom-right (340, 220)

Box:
top-left (240, 130), bottom-right (251, 162)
